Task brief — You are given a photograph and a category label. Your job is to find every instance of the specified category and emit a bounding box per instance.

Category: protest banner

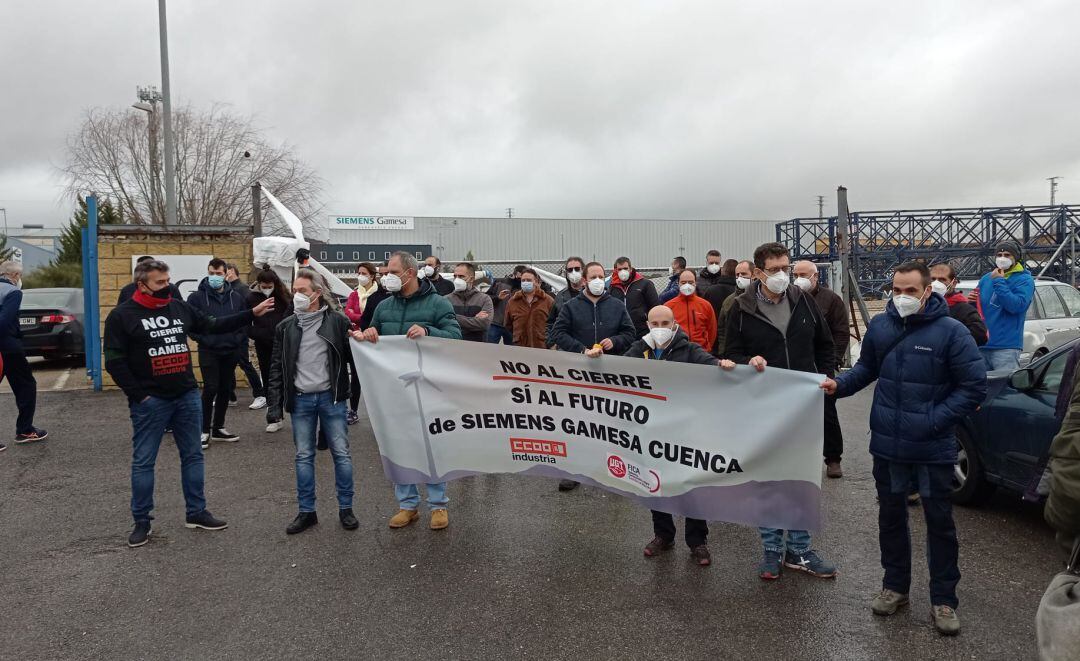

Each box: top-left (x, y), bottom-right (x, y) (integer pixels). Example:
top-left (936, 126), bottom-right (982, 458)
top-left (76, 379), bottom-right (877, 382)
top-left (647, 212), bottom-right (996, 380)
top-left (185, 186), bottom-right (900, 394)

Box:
top-left (353, 337), bottom-right (824, 530)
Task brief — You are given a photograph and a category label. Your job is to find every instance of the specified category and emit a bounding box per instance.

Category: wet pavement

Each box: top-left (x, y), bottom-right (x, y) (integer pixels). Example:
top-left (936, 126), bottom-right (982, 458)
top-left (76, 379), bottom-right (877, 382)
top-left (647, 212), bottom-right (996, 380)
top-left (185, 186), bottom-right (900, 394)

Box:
top-left (0, 387), bottom-right (1064, 660)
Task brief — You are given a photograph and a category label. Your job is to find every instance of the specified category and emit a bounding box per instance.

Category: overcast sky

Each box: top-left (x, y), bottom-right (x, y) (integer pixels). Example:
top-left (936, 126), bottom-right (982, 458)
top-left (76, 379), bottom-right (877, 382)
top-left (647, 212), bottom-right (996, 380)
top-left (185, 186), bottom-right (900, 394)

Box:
top-left (2, 0), bottom-right (1079, 230)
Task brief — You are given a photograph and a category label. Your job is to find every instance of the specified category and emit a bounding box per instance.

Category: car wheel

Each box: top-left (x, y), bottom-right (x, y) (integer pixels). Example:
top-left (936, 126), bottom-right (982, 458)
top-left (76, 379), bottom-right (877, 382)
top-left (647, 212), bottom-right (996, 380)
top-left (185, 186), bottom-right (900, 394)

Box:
top-left (951, 427), bottom-right (996, 506)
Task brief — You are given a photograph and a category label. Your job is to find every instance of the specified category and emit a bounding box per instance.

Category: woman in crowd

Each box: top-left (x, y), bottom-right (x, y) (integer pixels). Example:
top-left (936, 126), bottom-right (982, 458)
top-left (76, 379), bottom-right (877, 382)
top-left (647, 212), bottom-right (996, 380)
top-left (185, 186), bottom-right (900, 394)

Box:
top-left (249, 267), bottom-right (293, 432)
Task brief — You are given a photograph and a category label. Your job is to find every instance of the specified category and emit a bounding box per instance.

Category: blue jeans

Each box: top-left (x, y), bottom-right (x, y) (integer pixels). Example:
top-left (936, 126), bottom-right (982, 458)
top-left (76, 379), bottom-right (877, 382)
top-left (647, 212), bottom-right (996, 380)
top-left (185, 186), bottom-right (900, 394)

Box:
top-left (759, 527), bottom-right (812, 554)
top-left (874, 457), bottom-right (960, 608)
top-left (981, 347), bottom-right (1020, 372)
top-left (394, 482), bottom-right (448, 511)
top-left (130, 389), bottom-right (206, 522)
top-left (486, 323), bottom-right (514, 345)
top-left (292, 391), bottom-right (354, 512)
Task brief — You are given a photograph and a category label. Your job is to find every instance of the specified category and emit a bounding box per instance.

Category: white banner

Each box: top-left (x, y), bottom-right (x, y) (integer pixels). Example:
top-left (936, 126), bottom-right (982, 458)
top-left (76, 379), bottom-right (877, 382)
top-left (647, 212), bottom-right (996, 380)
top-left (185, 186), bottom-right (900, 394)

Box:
top-left (330, 215), bottom-right (414, 230)
top-left (353, 337), bottom-right (824, 530)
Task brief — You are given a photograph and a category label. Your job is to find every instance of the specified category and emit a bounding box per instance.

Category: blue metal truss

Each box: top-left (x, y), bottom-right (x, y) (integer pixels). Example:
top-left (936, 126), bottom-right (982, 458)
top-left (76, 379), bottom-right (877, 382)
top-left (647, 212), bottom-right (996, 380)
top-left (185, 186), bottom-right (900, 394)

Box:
top-left (776, 205), bottom-right (1080, 297)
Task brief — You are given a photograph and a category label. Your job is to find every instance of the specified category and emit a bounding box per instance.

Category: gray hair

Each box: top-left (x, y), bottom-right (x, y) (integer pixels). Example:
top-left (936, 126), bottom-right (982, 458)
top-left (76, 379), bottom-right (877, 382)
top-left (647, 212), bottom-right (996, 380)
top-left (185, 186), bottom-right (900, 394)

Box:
top-left (294, 267), bottom-right (340, 311)
top-left (0, 261), bottom-right (22, 277)
top-left (390, 251), bottom-right (418, 274)
top-left (134, 259), bottom-right (170, 284)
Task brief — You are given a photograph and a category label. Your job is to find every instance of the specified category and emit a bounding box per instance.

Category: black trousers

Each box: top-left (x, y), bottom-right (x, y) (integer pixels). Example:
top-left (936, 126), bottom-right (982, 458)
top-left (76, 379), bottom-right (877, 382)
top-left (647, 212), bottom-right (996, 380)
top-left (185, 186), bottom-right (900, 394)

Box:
top-left (1, 351), bottom-right (37, 435)
top-left (823, 393), bottom-right (844, 462)
top-left (237, 340), bottom-right (264, 398)
top-left (348, 349), bottom-right (361, 412)
top-left (873, 457), bottom-right (960, 608)
top-left (199, 350), bottom-right (238, 433)
top-left (651, 510), bottom-right (709, 548)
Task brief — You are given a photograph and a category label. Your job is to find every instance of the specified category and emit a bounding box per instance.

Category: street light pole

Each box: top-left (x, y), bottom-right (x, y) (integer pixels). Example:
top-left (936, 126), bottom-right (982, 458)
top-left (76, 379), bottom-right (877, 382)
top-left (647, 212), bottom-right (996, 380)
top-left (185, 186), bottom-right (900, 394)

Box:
top-left (133, 87), bottom-right (163, 224)
top-left (158, 0), bottom-right (178, 225)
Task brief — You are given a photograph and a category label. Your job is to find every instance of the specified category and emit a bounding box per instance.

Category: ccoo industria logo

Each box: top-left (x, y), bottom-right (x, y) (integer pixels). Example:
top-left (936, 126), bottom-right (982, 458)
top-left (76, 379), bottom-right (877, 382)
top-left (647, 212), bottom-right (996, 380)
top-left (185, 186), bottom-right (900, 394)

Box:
top-left (330, 215), bottom-right (414, 230)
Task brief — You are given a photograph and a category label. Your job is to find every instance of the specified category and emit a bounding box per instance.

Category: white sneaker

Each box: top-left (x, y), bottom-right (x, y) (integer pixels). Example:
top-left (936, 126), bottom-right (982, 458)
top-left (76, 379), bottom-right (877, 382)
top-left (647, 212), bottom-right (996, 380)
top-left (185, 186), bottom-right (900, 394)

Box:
top-left (200, 433), bottom-right (210, 449)
top-left (249, 396), bottom-right (267, 410)
top-left (266, 421), bottom-right (284, 433)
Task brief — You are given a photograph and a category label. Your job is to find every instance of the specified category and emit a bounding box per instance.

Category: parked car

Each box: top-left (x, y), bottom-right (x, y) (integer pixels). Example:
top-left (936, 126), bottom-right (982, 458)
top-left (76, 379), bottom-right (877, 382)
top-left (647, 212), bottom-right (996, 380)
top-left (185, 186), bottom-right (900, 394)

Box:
top-left (954, 339), bottom-right (1075, 504)
top-left (18, 288), bottom-right (85, 361)
top-left (955, 277), bottom-right (1080, 364)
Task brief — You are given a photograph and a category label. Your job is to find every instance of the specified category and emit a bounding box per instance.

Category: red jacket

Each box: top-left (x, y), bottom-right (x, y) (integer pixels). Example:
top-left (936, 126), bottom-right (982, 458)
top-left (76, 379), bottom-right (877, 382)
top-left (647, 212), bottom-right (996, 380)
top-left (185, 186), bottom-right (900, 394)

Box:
top-left (665, 293), bottom-right (717, 352)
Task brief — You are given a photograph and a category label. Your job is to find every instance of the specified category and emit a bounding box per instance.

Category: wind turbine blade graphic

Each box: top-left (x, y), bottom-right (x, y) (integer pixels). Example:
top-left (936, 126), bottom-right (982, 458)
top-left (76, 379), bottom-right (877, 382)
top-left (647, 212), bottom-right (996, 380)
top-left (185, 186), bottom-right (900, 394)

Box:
top-left (259, 184), bottom-right (306, 241)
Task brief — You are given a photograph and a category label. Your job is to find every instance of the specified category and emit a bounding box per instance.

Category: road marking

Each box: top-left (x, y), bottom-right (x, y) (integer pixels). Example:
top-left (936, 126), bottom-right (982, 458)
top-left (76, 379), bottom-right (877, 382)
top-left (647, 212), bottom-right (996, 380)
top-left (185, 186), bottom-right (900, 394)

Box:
top-left (53, 367), bottom-right (73, 391)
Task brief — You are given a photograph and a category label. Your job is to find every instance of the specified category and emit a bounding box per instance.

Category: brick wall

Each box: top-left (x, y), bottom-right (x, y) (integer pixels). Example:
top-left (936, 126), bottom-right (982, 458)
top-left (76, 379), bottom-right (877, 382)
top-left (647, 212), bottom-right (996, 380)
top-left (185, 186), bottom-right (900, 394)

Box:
top-left (97, 227), bottom-right (254, 390)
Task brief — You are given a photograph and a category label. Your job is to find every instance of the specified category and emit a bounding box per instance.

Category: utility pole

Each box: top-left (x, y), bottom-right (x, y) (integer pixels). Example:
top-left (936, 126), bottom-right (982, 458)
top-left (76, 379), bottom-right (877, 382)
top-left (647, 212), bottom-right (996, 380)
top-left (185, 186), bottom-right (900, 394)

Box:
top-left (817, 195), bottom-right (825, 220)
top-left (0, 208), bottom-right (7, 237)
top-left (132, 86), bottom-right (163, 224)
top-left (1048, 176), bottom-right (1062, 206)
top-left (506, 207), bottom-right (514, 219)
top-left (158, 0), bottom-right (178, 225)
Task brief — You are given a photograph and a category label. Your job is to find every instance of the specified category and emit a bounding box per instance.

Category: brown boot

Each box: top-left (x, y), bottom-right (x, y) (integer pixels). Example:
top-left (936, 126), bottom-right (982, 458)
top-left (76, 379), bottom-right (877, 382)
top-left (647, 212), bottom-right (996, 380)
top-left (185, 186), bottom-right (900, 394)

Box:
top-left (430, 509), bottom-right (449, 530)
top-left (825, 461), bottom-right (843, 479)
top-left (690, 545), bottom-right (712, 567)
top-left (389, 509), bottom-right (419, 529)
top-left (644, 536), bottom-right (674, 557)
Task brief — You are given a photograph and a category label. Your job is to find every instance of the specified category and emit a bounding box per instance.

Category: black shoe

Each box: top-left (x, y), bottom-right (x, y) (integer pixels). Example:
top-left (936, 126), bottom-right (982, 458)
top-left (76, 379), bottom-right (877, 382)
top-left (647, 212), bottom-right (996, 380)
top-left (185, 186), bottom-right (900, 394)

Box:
top-left (558, 479), bottom-right (580, 491)
top-left (185, 510), bottom-right (228, 531)
top-left (128, 520), bottom-right (152, 547)
top-left (339, 508), bottom-right (359, 530)
top-left (211, 428), bottom-right (240, 442)
top-left (0, 442), bottom-right (6, 452)
top-left (287, 511), bottom-right (319, 535)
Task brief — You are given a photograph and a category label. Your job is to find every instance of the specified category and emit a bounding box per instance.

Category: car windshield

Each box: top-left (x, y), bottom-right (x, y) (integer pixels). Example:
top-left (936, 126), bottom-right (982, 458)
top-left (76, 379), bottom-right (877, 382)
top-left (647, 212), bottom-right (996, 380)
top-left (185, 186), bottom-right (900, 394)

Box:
top-left (20, 291), bottom-right (72, 308)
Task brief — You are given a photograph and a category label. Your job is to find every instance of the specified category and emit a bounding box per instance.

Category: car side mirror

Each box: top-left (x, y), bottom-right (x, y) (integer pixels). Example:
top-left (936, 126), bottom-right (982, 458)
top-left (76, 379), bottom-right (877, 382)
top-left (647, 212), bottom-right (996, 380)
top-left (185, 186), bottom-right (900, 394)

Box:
top-left (1009, 368), bottom-right (1036, 391)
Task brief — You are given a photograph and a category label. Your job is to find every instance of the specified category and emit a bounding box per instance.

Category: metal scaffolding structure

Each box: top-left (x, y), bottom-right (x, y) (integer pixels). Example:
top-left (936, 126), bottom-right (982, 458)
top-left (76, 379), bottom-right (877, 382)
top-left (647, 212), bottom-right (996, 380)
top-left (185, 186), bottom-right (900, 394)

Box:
top-left (776, 204), bottom-right (1080, 297)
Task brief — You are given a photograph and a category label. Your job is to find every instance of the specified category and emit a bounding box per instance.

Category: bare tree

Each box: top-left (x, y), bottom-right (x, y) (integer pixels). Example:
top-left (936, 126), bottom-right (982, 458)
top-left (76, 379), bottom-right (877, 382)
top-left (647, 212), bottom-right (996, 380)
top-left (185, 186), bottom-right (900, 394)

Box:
top-left (62, 103), bottom-right (324, 238)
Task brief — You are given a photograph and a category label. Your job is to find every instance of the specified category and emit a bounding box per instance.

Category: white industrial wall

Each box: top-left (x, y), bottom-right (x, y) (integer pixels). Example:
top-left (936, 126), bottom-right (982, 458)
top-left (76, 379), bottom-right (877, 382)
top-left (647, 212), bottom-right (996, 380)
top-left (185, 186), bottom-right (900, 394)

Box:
top-left (328, 216), bottom-right (777, 267)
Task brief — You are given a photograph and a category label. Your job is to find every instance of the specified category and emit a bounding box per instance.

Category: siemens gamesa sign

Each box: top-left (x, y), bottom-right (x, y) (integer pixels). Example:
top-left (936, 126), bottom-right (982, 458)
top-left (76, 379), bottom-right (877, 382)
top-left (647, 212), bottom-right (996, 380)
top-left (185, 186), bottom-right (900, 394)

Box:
top-left (330, 215), bottom-right (414, 230)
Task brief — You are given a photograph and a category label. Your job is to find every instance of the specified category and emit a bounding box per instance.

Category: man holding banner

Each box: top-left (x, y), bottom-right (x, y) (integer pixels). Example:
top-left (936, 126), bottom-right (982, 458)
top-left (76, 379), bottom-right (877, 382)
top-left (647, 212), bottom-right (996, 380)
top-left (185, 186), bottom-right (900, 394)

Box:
top-left (622, 305), bottom-right (735, 566)
top-left (548, 261), bottom-right (636, 491)
top-left (354, 251), bottom-right (462, 530)
top-left (724, 242), bottom-right (837, 581)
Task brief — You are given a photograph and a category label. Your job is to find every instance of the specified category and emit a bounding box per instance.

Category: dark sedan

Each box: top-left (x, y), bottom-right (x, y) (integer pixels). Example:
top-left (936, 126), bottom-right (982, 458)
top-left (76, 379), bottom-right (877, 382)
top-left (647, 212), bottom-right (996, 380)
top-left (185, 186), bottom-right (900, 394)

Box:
top-left (953, 339), bottom-right (1075, 504)
top-left (18, 288), bottom-right (85, 361)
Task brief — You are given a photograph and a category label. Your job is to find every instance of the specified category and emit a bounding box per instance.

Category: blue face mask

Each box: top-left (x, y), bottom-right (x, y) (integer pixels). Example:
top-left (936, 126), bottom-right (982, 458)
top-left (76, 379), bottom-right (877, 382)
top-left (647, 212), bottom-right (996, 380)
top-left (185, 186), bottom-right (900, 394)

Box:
top-left (208, 275), bottom-right (226, 289)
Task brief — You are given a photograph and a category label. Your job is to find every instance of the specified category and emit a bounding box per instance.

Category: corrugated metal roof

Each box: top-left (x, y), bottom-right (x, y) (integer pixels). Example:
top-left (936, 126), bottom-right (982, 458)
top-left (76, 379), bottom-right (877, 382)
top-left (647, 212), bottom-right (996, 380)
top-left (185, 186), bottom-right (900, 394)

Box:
top-left (328, 216), bottom-right (777, 267)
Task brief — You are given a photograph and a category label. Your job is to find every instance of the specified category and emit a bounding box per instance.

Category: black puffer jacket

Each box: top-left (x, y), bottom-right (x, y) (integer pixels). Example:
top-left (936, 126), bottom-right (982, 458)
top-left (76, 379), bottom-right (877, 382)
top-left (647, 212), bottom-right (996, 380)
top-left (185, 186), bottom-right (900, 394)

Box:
top-left (624, 330), bottom-right (718, 365)
top-left (186, 278), bottom-right (249, 353)
top-left (724, 282), bottom-right (835, 377)
top-left (246, 284), bottom-right (293, 346)
top-left (701, 275), bottom-right (737, 317)
top-left (549, 292), bottom-right (636, 354)
top-left (609, 271), bottom-right (659, 338)
top-left (266, 306), bottom-right (352, 419)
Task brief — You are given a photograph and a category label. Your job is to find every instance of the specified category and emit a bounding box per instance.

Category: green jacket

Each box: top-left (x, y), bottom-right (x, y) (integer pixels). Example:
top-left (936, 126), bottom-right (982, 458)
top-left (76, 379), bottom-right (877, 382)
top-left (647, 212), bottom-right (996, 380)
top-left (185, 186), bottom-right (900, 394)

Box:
top-left (1047, 377), bottom-right (1080, 535)
top-left (370, 279), bottom-right (462, 339)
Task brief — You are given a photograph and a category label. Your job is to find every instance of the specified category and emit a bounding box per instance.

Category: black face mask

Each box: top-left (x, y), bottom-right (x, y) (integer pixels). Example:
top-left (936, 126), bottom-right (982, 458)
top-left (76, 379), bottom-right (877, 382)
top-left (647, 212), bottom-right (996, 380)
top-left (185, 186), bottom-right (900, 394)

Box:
top-left (151, 286), bottom-right (171, 299)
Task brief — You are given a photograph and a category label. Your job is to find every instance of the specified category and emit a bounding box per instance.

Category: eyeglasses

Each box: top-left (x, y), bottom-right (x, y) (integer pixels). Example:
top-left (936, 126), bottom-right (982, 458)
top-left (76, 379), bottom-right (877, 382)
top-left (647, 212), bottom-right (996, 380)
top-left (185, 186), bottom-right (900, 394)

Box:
top-left (760, 266), bottom-right (791, 276)
top-left (566, 267), bottom-right (582, 273)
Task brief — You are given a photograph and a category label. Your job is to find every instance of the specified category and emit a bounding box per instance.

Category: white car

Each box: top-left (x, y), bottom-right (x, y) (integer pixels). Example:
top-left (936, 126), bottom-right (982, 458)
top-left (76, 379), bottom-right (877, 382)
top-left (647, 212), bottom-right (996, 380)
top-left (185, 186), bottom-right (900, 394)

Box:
top-left (954, 277), bottom-right (1080, 363)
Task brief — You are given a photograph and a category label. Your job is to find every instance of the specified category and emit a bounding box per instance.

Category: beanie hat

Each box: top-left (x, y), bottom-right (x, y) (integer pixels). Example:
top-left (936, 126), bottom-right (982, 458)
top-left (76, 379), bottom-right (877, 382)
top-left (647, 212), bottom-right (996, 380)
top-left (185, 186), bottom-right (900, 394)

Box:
top-left (995, 240), bottom-right (1023, 261)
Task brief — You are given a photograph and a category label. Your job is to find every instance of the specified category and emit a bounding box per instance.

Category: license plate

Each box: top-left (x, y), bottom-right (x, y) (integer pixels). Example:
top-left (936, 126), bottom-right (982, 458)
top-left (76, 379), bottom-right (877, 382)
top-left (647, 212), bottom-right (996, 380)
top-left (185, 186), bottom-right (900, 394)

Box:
top-left (20, 317), bottom-right (36, 327)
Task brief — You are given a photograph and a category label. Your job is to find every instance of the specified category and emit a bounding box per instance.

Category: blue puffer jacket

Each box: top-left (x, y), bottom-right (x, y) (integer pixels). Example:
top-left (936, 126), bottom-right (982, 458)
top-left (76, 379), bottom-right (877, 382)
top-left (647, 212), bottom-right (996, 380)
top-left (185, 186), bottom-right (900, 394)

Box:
top-left (549, 292), bottom-right (637, 354)
top-left (186, 277), bottom-right (249, 353)
top-left (835, 294), bottom-right (987, 464)
top-left (977, 265), bottom-right (1034, 350)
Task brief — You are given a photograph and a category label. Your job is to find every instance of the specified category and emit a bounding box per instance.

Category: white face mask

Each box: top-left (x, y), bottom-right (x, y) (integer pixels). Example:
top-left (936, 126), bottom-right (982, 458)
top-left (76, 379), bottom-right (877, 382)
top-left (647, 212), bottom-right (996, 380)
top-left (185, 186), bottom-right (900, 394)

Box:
top-left (618, 269), bottom-right (631, 282)
top-left (794, 276), bottom-right (813, 292)
top-left (930, 280), bottom-right (948, 296)
top-left (566, 270), bottom-right (582, 284)
top-left (260, 287), bottom-right (275, 297)
top-left (707, 263), bottom-right (721, 274)
top-left (382, 273), bottom-right (403, 292)
top-left (293, 292), bottom-right (313, 310)
top-left (995, 256), bottom-right (1014, 270)
top-left (764, 270), bottom-right (790, 295)
top-left (649, 327), bottom-right (674, 347)
top-left (679, 283), bottom-right (695, 296)
top-left (453, 277), bottom-right (468, 292)
top-left (357, 275), bottom-right (371, 288)
top-left (423, 265), bottom-right (436, 277)
top-left (893, 293), bottom-right (925, 318)
top-left (735, 276), bottom-right (751, 290)
top-left (587, 278), bottom-right (606, 296)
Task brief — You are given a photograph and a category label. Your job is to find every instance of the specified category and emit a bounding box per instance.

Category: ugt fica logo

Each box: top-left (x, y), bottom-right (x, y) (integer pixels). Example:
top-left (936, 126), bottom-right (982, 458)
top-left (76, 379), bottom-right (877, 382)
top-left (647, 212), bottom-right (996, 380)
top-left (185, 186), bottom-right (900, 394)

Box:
top-left (607, 455), bottom-right (627, 478)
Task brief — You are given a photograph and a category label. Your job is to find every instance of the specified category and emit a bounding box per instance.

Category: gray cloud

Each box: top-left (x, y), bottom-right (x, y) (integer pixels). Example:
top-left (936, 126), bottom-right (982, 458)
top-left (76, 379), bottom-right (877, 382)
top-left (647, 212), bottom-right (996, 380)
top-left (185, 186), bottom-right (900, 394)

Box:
top-left (2, 0), bottom-right (1079, 230)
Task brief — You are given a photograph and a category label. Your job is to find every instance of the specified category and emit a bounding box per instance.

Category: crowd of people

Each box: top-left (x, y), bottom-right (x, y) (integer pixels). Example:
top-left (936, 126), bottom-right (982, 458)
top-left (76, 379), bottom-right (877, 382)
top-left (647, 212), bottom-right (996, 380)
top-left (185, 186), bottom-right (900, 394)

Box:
top-left (2, 235), bottom-right (1079, 640)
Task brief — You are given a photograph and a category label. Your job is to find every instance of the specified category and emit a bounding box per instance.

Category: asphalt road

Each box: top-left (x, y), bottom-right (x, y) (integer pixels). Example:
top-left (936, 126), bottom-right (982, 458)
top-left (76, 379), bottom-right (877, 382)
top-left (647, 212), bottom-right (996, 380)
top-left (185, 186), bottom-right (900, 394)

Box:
top-left (0, 387), bottom-right (1065, 661)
